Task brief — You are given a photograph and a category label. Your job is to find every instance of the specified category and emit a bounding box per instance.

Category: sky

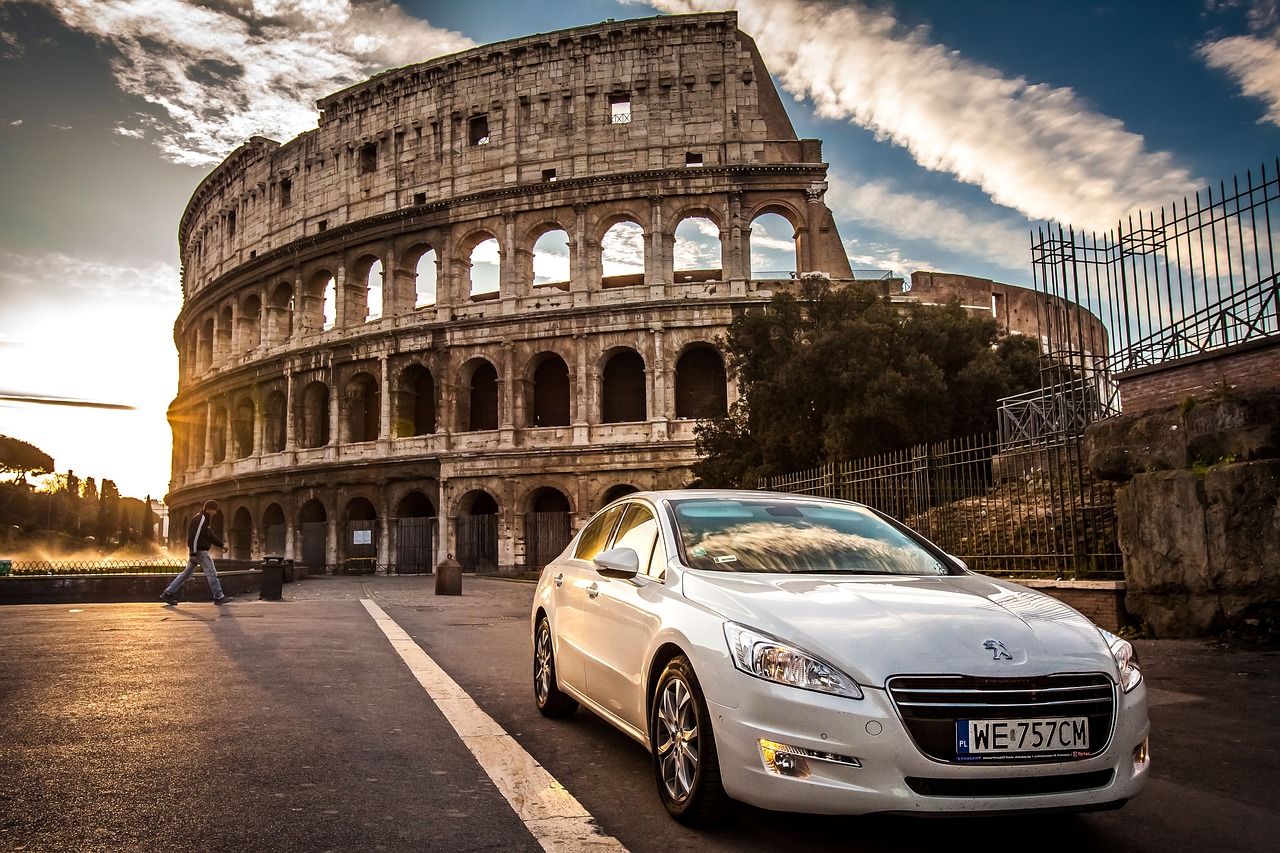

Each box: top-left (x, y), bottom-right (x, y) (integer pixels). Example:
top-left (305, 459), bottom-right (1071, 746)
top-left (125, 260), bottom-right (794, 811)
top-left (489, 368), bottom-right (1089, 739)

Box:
top-left (0, 0), bottom-right (1277, 501)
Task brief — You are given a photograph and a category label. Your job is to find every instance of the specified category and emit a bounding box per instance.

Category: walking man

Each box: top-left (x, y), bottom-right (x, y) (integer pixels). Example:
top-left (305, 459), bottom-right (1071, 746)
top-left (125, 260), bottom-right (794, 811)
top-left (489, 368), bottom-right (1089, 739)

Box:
top-left (160, 500), bottom-right (230, 605)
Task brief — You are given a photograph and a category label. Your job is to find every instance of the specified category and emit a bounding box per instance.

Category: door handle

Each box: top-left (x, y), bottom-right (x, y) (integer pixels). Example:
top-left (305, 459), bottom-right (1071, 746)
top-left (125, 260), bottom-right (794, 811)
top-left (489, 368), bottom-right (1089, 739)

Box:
top-left (587, 582), bottom-right (600, 600)
top-left (554, 573), bottom-right (564, 588)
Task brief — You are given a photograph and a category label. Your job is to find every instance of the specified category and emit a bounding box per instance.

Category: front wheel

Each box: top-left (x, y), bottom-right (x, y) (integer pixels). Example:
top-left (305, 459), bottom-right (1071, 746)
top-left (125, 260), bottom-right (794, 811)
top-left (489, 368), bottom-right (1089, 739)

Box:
top-left (534, 617), bottom-right (578, 718)
top-left (650, 655), bottom-right (727, 826)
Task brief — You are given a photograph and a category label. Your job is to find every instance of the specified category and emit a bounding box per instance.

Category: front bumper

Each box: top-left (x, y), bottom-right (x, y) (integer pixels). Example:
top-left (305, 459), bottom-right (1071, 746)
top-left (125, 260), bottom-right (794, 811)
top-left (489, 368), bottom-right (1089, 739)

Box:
top-left (707, 675), bottom-right (1150, 815)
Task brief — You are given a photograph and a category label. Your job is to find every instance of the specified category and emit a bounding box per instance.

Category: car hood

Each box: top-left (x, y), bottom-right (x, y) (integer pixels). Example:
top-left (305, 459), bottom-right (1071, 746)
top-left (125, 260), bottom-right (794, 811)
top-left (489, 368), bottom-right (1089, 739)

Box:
top-left (680, 572), bottom-right (1117, 688)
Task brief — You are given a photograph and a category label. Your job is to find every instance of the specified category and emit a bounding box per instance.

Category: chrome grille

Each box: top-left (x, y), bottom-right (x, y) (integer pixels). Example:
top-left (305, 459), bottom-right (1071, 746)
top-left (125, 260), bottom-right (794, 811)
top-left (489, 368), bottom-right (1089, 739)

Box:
top-left (887, 673), bottom-right (1116, 764)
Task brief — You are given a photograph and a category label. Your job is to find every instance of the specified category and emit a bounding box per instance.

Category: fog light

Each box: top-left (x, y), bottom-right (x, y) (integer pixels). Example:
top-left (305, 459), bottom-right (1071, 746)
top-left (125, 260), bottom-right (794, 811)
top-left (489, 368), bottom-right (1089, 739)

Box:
top-left (1133, 738), bottom-right (1150, 766)
top-left (758, 739), bottom-right (861, 779)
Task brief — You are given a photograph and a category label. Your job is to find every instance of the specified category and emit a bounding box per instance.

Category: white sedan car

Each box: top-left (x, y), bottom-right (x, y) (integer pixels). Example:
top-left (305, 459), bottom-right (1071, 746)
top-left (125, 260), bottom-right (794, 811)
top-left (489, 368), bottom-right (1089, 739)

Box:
top-left (532, 490), bottom-right (1149, 825)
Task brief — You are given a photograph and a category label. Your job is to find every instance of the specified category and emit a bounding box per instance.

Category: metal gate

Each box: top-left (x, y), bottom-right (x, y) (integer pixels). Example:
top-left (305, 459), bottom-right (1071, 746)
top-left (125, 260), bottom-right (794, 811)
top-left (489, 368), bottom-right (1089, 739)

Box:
top-left (395, 517), bottom-right (435, 574)
top-left (527, 511), bottom-right (571, 570)
top-left (456, 514), bottom-right (497, 573)
top-left (265, 524), bottom-right (286, 556)
top-left (301, 522), bottom-right (326, 572)
top-left (345, 520), bottom-right (377, 574)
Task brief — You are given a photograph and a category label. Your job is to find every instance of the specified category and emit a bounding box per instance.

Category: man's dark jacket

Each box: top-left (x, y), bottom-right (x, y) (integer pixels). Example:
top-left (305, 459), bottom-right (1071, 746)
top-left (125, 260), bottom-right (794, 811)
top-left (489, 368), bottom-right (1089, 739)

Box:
top-left (188, 513), bottom-right (225, 555)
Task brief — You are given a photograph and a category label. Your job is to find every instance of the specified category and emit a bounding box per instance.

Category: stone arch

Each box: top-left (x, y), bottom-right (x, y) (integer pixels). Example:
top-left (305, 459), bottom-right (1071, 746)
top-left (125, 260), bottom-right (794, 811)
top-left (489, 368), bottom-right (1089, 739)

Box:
top-left (300, 381), bottom-right (331, 448)
top-left (673, 211), bottom-right (723, 282)
top-left (232, 396), bottom-right (255, 458)
top-left (199, 316), bottom-right (215, 370)
top-left (262, 502), bottom-right (286, 555)
top-left (403, 242), bottom-right (438, 307)
top-left (459, 357), bottom-right (499, 432)
top-left (230, 505), bottom-right (253, 560)
top-left (527, 222), bottom-right (572, 290)
top-left (302, 268), bottom-right (336, 334)
top-left (263, 389), bottom-right (287, 453)
top-left (527, 351), bottom-right (570, 428)
top-left (343, 371), bottom-right (380, 443)
top-left (343, 495), bottom-right (379, 574)
top-left (210, 404), bottom-right (228, 463)
top-left (599, 483), bottom-right (639, 509)
top-left (241, 292), bottom-right (263, 351)
top-left (748, 207), bottom-right (800, 279)
top-left (674, 343), bottom-right (728, 419)
top-left (395, 363), bottom-right (436, 437)
top-left (600, 217), bottom-right (646, 288)
top-left (455, 489), bottom-right (499, 572)
top-left (267, 281), bottom-right (294, 343)
top-left (525, 485), bottom-right (572, 570)
top-left (458, 229), bottom-right (501, 299)
top-left (394, 490), bottom-right (435, 575)
top-left (218, 305), bottom-right (233, 364)
top-left (600, 347), bottom-right (647, 423)
top-left (298, 497), bottom-right (328, 572)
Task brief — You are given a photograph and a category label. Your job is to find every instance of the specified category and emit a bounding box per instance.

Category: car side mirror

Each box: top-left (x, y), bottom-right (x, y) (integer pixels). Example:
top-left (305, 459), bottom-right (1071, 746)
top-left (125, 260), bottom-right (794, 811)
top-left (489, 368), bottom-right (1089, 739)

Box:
top-left (594, 547), bottom-right (640, 579)
top-left (947, 554), bottom-right (969, 572)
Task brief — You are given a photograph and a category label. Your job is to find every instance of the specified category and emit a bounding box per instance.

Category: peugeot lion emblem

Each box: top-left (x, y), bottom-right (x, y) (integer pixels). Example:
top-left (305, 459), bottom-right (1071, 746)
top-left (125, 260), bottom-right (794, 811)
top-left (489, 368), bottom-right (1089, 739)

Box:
top-left (983, 639), bottom-right (1014, 661)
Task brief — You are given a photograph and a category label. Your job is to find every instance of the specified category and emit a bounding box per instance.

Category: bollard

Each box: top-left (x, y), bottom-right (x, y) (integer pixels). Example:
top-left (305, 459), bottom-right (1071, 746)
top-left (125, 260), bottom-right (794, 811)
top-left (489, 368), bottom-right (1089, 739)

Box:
top-left (435, 554), bottom-right (463, 596)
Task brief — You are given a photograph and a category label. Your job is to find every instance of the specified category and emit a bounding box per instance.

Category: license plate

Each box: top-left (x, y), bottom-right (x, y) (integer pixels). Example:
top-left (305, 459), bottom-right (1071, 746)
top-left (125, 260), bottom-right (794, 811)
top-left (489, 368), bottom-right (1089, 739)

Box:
top-left (957, 717), bottom-right (1089, 759)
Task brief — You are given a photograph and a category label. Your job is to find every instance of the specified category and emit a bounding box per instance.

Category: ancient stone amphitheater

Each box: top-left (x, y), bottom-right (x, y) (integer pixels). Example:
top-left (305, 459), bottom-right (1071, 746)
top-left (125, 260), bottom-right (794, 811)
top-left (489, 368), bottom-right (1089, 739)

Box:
top-left (166, 11), bottom-right (1088, 574)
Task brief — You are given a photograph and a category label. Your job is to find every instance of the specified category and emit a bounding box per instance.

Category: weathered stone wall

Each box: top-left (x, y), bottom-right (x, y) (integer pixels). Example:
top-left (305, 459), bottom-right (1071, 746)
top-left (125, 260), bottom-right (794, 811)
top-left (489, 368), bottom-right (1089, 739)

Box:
top-left (1085, 391), bottom-right (1280, 637)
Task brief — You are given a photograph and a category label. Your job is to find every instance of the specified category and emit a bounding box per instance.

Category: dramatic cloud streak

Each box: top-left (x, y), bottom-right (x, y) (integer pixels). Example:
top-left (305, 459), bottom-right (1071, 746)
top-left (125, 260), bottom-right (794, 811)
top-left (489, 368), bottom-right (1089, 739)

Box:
top-left (649, 0), bottom-right (1201, 231)
top-left (1200, 0), bottom-right (1280, 126)
top-left (36, 0), bottom-right (473, 165)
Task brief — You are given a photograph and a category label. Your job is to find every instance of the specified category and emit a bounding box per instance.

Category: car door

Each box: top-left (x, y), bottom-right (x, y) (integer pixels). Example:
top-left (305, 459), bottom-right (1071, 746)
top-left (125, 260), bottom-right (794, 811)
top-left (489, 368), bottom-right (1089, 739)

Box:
top-left (550, 503), bottom-right (625, 695)
top-left (584, 501), bottom-right (666, 733)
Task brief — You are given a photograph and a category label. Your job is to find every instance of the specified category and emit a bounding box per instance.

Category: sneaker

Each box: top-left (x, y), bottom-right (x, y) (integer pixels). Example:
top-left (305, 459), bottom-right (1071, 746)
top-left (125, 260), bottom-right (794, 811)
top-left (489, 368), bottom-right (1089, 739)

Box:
top-left (159, 591), bottom-right (177, 605)
top-left (214, 595), bottom-right (231, 605)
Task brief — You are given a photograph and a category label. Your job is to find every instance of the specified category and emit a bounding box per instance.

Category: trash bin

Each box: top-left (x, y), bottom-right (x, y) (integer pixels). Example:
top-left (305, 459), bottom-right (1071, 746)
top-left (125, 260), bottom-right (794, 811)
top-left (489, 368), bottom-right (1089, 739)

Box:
top-left (260, 555), bottom-right (291, 601)
top-left (435, 555), bottom-right (462, 596)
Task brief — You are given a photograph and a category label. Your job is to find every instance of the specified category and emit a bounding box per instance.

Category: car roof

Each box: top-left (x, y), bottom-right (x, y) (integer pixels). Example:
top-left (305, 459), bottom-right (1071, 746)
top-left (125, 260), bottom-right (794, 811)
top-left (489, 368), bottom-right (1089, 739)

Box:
top-left (616, 489), bottom-right (867, 507)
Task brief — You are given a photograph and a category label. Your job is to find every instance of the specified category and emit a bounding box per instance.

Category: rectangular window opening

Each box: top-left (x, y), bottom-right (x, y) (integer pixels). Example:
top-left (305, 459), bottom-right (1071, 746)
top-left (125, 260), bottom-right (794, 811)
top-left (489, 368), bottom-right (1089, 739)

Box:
top-left (542, 168), bottom-right (557, 182)
top-left (469, 115), bottom-right (490, 146)
top-left (280, 177), bottom-right (292, 207)
top-left (685, 152), bottom-right (703, 168)
top-left (413, 192), bottom-right (427, 205)
top-left (360, 142), bottom-right (377, 174)
top-left (317, 220), bottom-right (328, 233)
top-left (610, 94), bottom-right (632, 124)
top-left (228, 210), bottom-right (237, 238)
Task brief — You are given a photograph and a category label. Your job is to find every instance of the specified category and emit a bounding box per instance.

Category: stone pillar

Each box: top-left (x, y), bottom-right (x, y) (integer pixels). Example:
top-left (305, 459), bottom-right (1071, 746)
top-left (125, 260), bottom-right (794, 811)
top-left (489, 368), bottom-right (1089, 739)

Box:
top-left (284, 369), bottom-right (296, 452)
top-left (572, 203), bottom-right (594, 306)
top-left (500, 341), bottom-right (516, 446)
top-left (379, 355), bottom-right (392, 442)
top-left (727, 192), bottom-right (748, 294)
top-left (648, 194), bottom-right (669, 300)
top-left (501, 213), bottom-right (517, 309)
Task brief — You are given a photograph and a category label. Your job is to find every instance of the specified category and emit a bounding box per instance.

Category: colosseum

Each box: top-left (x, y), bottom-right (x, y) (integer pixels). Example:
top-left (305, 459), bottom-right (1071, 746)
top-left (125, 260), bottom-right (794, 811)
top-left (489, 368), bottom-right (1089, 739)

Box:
top-left (166, 11), bottom-right (1098, 575)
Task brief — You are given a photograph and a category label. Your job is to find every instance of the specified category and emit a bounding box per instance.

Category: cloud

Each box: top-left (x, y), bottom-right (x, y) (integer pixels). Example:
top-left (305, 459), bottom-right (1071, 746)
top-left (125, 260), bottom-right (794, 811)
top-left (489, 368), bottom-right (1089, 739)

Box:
top-left (647, 0), bottom-right (1201, 231)
top-left (0, 250), bottom-right (181, 310)
top-left (1200, 1), bottom-right (1280, 125)
top-left (824, 173), bottom-right (1032, 274)
top-left (35, 0), bottom-right (474, 166)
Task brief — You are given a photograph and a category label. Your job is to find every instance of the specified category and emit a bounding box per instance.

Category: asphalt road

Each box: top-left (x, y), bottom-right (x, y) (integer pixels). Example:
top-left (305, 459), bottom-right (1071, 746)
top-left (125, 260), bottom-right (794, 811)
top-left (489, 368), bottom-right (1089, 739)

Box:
top-left (1, 575), bottom-right (1277, 852)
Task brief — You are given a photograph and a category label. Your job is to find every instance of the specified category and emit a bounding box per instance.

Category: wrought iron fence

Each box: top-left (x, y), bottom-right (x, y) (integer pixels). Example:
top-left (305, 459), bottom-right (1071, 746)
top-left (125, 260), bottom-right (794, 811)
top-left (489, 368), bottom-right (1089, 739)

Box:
top-left (4, 558), bottom-right (186, 576)
top-left (1031, 159), bottom-right (1280, 384)
top-left (762, 431), bottom-right (1121, 580)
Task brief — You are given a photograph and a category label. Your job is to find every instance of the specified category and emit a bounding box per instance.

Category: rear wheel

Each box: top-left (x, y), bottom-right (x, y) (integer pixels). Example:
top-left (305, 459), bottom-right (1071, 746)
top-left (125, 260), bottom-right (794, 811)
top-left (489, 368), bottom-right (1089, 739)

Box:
top-left (534, 617), bottom-right (578, 718)
top-left (650, 655), bottom-right (727, 825)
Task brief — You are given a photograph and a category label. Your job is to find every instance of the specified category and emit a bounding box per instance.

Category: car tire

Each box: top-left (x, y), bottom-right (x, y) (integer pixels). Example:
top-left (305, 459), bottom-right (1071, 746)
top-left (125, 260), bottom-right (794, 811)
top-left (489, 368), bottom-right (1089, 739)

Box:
top-left (534, 617), bottom-right (579, 718)
top-left (649, 655), bottom-right (727, 826)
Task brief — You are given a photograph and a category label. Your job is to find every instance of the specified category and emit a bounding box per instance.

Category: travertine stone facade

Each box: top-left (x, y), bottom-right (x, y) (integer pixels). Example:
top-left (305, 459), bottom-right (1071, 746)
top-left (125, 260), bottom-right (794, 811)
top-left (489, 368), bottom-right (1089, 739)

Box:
top-left (166, 12), bottom-right (856, 573)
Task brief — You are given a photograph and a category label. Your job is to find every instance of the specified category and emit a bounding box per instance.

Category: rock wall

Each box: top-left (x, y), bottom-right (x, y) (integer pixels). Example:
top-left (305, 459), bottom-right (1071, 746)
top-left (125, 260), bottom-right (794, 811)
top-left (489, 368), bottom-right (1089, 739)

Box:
top-left (1085, 391), bottom-right (1280, 638)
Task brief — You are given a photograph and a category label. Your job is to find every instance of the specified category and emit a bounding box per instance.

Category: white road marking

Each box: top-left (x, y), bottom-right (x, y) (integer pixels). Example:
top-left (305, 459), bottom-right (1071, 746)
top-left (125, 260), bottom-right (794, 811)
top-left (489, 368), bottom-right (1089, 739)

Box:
top-left (361, 599), bottom-right (628, 853)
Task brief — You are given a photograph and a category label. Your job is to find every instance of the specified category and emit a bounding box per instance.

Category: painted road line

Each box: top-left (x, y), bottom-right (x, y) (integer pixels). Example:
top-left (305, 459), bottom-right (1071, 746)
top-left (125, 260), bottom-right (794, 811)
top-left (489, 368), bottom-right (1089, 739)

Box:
top-left (361, 599), bottom-right (628, 853)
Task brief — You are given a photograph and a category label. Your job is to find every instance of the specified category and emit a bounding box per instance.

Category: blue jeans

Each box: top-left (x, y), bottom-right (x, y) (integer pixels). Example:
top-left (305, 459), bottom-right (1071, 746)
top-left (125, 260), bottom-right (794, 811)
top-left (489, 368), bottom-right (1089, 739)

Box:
top-left (165, 551), bottom-right (224, 599)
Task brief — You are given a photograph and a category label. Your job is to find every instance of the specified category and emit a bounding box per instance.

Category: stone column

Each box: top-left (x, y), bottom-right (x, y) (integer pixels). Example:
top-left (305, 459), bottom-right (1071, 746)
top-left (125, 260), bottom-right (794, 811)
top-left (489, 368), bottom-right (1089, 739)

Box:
top-left (379, 355), bottom-right (392, 443)
top-left (648, 194), bottom-right (669, 300)
top-left (284, 369), bottom-right (296, 452)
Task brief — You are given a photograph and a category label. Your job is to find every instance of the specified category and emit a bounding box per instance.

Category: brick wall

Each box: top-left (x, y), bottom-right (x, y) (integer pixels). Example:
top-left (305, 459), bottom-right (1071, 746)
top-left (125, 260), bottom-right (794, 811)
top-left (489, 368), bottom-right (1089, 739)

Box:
top-left (1018, 579), bottom-right (1129, 632)
top-left (1117, 339), bottom-right (1280, 414)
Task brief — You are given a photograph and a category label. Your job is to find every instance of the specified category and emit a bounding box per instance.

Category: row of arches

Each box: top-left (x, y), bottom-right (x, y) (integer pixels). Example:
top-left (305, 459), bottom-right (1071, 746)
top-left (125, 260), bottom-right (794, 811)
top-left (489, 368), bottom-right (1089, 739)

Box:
top-left (205, 483), bottom-right (641, 573)
top-left (181, 211), bottom-right (799, 377)
top-left (177, 343), bottom-right (727, 468)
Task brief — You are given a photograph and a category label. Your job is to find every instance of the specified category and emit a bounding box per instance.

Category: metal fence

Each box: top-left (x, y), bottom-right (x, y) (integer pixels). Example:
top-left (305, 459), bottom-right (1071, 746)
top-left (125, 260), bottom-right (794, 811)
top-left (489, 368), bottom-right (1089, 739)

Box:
top-left (762, 431), bottom-right (1121, 580)
top-left (1031, 159), bottom-right (1280, 385)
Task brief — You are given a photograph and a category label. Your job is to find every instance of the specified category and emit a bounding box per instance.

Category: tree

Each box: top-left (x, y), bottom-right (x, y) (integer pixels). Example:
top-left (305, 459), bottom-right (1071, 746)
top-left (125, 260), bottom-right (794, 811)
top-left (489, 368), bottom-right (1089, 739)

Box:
top-left (139, 495), bottom-right (154, 543)
top-left (97, 479), bottom-right (120, 542)
top-left (0, 435), bottom-right (54, 483)
top-left (693, 280), bottom-right (1042, 487)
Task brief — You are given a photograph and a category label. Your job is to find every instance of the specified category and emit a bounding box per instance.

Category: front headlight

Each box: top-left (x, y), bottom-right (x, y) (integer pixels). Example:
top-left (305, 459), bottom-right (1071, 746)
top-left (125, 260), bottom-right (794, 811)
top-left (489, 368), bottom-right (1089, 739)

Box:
top-left (1100, 629), bottom-right (1142, 693)
top-left (724, 623), bottom-right (863, 699)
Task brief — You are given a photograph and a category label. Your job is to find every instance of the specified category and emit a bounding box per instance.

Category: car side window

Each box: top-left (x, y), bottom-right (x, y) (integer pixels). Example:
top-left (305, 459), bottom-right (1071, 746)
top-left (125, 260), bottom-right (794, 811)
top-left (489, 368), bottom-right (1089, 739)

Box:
top-left (611, 503), bottom-right (660, 578)
top-left (574, 504), bottom-right (625, 562)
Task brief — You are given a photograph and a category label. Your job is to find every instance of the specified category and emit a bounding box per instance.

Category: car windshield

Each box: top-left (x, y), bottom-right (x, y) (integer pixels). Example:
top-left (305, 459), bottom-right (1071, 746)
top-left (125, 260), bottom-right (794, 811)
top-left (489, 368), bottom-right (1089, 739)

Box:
top-left (669, 497), bottom-right (951, 575)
